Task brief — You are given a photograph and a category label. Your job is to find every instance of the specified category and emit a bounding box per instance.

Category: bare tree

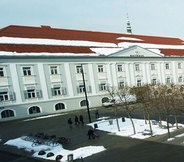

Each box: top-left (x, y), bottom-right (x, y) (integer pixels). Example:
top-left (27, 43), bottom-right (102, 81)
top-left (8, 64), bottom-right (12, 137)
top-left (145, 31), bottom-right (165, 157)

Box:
top-left (117, 86), bottom-right (136, 134)
top-left (133, 84), bottom-right (153, 136)
top-left (167, 84), bottom-right (184, 129)
top-left (159, 84), bottom-right (172, 138)
top-left (107, 86), bottom-right (120, 132)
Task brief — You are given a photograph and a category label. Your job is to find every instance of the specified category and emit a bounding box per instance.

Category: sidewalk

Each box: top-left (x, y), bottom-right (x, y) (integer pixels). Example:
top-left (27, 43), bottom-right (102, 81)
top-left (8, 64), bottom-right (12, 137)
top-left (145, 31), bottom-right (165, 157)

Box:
top-left (0, 107), bottom-right (184, 162)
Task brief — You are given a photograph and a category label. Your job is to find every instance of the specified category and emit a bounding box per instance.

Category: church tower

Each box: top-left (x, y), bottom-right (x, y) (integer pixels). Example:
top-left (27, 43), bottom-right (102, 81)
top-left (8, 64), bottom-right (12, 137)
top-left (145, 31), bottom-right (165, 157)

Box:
top-left (126, 14), bottom-right (132, 34)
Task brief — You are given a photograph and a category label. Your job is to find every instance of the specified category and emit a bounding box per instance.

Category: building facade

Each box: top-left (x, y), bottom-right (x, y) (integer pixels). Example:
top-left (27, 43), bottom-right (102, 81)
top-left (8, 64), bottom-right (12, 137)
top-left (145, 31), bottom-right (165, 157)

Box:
top-left (1, 25), bottom-right (184, 121)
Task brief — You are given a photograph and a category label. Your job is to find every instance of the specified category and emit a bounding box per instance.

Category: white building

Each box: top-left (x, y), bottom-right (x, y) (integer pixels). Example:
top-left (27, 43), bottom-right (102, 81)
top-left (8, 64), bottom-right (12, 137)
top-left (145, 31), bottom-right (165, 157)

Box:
top-left (1, 24), bottom-right (184, 121)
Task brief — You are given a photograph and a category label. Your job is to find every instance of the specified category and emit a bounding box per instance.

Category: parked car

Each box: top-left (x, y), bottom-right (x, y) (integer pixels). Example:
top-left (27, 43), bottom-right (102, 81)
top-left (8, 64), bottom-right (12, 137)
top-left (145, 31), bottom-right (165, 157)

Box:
top-left (102, 95), bottom-right (137, 107)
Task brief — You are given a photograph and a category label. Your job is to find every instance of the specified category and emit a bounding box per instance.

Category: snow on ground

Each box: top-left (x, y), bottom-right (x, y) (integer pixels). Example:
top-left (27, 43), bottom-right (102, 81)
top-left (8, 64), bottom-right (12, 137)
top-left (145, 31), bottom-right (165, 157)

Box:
top-left (87, 117), bottom-right (184, 139)
top-left (4, 116), bottom-right (184, 161)
top-left (5, 138), bottom-right (105, 161)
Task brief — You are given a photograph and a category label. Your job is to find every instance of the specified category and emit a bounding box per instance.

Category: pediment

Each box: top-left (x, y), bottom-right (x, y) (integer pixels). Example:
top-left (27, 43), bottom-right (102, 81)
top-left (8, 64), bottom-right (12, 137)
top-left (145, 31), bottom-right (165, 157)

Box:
top-left (108, 45), bottom-right (163, 57)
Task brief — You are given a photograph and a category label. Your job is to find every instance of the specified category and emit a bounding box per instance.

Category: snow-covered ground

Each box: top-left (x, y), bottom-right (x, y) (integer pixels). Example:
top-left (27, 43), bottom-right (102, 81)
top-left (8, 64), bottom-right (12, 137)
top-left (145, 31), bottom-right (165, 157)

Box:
top-left (4, 116), bottom-right (184, 161)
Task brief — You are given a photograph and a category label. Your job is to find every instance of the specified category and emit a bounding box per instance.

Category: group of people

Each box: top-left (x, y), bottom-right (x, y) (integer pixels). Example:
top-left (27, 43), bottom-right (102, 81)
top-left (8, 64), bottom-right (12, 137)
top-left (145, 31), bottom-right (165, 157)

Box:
top-left (67, 109), bottom-right (100, 140)
top-left (67, 115), bottom-right (84, 128)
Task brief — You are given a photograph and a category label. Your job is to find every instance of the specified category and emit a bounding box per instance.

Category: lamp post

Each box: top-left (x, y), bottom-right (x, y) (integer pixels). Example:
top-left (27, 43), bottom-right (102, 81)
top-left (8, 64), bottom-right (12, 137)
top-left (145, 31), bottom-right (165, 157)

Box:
top-left (81, 64), bottom-right (91, 123)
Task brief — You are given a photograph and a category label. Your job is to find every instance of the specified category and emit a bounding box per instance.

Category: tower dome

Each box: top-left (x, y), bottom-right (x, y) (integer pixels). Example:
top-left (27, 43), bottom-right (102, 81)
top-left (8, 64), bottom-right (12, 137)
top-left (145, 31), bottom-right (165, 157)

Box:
top-left (126, 14), bottom-right (132, 34)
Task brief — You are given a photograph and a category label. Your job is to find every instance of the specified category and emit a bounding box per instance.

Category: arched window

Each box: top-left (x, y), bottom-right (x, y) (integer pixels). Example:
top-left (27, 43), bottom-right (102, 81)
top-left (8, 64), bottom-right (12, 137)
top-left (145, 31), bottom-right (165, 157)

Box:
top-left (29, 106), bottom-right (41, 114)
top-left (102, 97), bottom-right (109, 103)
top-left (80, 100), bottom-right (87, 107)
top-left (55, 103), bottom-right (65, 110)
top-left (1, 109), bottom-right (15, 118)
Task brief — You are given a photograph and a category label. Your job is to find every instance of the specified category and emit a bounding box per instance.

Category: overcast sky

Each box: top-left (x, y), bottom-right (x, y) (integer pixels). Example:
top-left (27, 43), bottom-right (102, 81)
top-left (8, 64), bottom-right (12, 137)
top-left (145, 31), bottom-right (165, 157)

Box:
top-left (1, 0), bottom-right (184, 39)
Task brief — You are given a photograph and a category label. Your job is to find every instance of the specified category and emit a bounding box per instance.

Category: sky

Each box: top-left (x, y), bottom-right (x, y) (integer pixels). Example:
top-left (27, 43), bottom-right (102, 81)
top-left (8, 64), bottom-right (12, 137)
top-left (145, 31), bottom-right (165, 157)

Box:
top-left (1, 0), bottom-right (184, 39)
top-left (4, 115), bottom-right (184, 161)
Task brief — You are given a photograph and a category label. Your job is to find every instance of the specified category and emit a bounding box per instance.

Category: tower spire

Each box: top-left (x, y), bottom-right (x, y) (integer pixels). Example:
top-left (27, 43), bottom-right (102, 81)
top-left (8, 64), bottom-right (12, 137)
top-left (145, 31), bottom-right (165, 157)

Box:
top-left (126, 13), bottom-right (132, 34)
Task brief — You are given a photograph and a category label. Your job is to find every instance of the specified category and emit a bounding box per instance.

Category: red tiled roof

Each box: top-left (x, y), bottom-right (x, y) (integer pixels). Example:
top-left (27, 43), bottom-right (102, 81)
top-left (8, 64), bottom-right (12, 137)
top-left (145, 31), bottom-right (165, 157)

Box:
top-left (0, 44), bottom-right (95, 54)
top-left (160, 49), bottom-right (184, 56)
top-left (1, 25), bottom-right (184, 56)
top-left (0, 25), bottom-right (183, 45)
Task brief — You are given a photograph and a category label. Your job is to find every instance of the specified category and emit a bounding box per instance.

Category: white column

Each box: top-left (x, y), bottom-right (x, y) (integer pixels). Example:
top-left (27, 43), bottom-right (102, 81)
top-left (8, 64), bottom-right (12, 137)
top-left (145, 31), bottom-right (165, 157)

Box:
top-left (110, 63), bottom-right (118, 87)
top-left (143, 62), bottom-right (150, 84)
top-left (88, 64), bottom-right (96, 94)
top-left (171, 61), bottom-right (177, 83)
top-left (159, 62), bottom-right (165, 84)
top-left (37, 63), bottom-right (49, 100)
top-left (10, 64), bottom-right (22, 103)
top-left (65, 63), bottom-right (74, 97)
top-left (125, 62), bottom-right (133, 86)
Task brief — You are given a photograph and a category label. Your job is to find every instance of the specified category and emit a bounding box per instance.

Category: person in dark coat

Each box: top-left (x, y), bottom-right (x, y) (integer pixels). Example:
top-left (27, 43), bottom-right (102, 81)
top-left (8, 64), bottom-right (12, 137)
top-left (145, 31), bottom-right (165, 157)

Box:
top-left (87, 128), bottom-right (95, 139)
top-left (68, 118), bottom-right (73, 128)
top-left (75, 116), bottom-right (80, 125)
top-left (95, 109), bottom-right (99, 119)
top-left (79, 115), bottom-right (84, 124)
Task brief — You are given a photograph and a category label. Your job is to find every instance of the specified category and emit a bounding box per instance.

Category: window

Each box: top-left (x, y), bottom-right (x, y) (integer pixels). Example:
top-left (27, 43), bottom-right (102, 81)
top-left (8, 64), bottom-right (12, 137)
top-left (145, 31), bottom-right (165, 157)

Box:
top-left (23, 67), bottom-right (31, 76)
top-left (178, 76), bottom-right (183, 82)
top-left (165, 63), bottom-right (170, 70)
top-left (99, 83), bottom-right (106, 91)
top-left (55, 103), bottom-right (65, 110)
top-left (77, 84), bottom-right (85, 93)
top-left (178, 63), bottom-right (182, 69)
top-left (135, 64), bottom-right (140, 71)
top-left (117, 65), bottom-right (122, 71)
top-left (0, 90), bottom-right (15, 101)
top-left (29, 106), bottom-right (41, 114)
top-left (98, 65), bottom-right (104, 72)
top-left (27, 89), bottom-right (36, 98)
top-left (79, 85), bottom-right (85, 93)
top-left (137, 79), bottom-right (142, 86)
top-left (166, 77), bottom-right (171, 83)
top-left (151, 64), bottom-right (156, 70)
top-left (0, 67), bottom-right (4, 77)
top-left (24, 88), bottom-right (42, 99)
top-left (151, 78), bottom-right (157, 84)
top-left (76, 66), bottom-right (82, 73)
top-left (50, 66), bottom-right (58, 74)
top-left (52, 86), bottom-right (67, 96)
top-left (119, 81), bottom-right (125, 88)
top-left (52, 87), bottom-right (62, 96)
top-left (0, 92), bottom-right (9, 101)
top-left (80, 100), bottom-right (87, 107)
top-left (1, 109), bottom-right (15, 118)
top-left (102, 97), bottom-right (109, 103)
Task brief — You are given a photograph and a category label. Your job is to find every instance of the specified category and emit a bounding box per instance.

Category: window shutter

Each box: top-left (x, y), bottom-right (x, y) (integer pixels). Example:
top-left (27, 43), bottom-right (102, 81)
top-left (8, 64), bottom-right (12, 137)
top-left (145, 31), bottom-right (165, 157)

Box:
top-left (99, 84), bottom-right (102, 91)
top-left (36, 90), bottom-right (42, 98)
top-left (118, 82), bottom-right (121, 87)
top-left (77, 86), bottom-right (80, 93)
top-left (9, 92), bottom-right (16, 101)
top-left (171, 78), bottom-right (173, 83)
top-left (51, 88), bottom-right (55, 96)
top-left (24, 90), bottom-right (28, 99)
top-left (62, 87), bottom-right (67, 95)
top-left (88, 86), bottom-right (92, 93)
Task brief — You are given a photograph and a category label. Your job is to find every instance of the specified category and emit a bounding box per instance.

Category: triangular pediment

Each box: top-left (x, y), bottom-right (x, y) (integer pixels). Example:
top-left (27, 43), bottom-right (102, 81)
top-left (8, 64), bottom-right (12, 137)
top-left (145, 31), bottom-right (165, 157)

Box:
top-left (108, 45), bottom-right (163, 57)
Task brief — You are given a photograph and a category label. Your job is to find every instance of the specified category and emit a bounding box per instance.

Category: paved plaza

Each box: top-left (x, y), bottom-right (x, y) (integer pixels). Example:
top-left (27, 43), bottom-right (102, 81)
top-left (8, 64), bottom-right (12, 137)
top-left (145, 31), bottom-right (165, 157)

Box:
top-left (1, 107), bottom-right (184, 162)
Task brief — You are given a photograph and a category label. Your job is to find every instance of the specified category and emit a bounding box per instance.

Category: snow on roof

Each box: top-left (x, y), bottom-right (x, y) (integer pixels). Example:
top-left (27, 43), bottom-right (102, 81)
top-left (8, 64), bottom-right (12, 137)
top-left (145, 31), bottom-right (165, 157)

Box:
top-left (117, 37), bottom-right (143, 41)
top-left (118, 42), bottom-right (184, 49)
top-left (90, 47), bottom-right (123, 55)
top-left (0, 51), bottom-right (98, 56)
top-left (0, 37), bottom-right (117, 47)
top-left (1, 25), bottom-right (184, 56)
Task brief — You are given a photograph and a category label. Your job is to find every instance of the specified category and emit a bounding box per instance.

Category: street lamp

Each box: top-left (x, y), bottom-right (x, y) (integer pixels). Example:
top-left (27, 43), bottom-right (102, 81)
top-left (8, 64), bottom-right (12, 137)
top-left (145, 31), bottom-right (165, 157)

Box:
top-left (81, 64), bottom-right (91, 123)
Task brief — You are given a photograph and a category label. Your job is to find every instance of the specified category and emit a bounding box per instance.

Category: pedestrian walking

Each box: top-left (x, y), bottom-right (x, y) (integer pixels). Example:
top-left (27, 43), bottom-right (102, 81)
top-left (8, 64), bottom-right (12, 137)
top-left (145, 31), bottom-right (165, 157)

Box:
top-left (95, 108), bottom-right (99, 119)
top-left (79, 115), bottom-right (84, 124)
top-left (87, 128), bottom-right (95, 140)
top-left (68, 118), bottom-right (73, 128)
top-left (75, 116), bottom-right (80, 125)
